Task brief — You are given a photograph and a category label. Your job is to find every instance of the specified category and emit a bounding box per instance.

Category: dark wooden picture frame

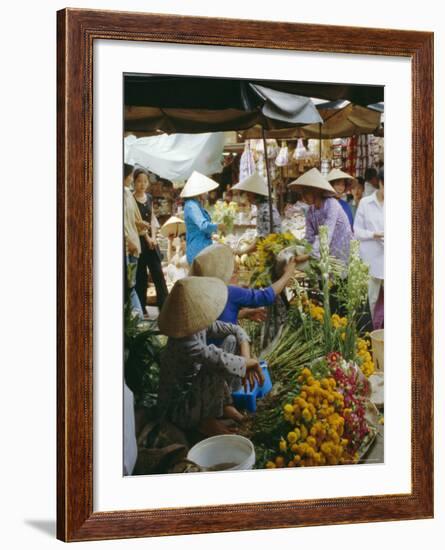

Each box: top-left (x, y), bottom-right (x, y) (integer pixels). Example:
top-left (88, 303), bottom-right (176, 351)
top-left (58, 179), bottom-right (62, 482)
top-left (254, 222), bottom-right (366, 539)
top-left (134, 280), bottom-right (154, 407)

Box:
top-left (57, 8), bottom-right (434, 542)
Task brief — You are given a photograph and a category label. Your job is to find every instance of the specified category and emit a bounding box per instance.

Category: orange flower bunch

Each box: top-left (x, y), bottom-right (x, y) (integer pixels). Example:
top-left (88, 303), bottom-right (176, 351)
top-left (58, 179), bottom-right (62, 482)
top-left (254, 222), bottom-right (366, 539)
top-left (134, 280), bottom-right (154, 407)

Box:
top-left (265, 367), bottom-right (358, 468)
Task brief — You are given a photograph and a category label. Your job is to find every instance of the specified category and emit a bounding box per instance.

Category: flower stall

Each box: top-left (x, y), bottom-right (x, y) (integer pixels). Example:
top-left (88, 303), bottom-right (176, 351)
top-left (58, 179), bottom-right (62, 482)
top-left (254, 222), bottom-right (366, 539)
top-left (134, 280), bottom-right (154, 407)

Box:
top-left (237, 224), bottom-right (383, 468)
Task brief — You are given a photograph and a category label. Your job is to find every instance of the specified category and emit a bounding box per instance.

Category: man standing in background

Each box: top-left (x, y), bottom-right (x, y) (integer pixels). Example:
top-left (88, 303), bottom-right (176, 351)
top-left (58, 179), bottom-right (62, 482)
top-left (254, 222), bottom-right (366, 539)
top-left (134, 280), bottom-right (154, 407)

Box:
top-left (354, 169), bottom-right (384, 328)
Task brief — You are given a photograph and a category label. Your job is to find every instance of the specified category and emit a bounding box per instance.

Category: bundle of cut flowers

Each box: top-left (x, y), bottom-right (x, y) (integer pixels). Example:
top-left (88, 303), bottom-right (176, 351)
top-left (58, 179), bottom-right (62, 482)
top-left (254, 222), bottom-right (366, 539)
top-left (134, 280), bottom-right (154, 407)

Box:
top-left (262, 352), bottom-right (375, 469)
top-left (209, 200), bottom-right (238, 234)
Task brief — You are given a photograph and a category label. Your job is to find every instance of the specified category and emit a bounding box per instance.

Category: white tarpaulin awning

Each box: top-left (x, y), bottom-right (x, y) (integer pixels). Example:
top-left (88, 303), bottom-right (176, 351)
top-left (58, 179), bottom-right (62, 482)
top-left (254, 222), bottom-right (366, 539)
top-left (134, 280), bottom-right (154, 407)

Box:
top-left (124, 132), bottom-right (225, 182)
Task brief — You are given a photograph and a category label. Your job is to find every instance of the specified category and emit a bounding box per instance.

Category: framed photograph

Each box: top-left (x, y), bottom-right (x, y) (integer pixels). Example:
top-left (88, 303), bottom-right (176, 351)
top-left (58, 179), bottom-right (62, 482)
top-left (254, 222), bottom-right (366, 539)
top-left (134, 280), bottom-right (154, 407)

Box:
top-left (57, 8), bottom-right (433, 542)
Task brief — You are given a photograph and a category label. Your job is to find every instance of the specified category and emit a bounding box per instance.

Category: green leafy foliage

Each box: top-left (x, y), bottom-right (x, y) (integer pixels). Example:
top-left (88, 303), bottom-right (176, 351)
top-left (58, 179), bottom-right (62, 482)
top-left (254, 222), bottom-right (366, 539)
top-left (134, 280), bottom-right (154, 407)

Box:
top-left (124, 302), bottom-right (165, 412)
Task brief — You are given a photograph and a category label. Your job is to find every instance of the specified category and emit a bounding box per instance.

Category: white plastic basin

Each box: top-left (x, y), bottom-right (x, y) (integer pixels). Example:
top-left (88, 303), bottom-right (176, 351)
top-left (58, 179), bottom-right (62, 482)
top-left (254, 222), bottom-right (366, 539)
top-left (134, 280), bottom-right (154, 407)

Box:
top-left (187, 434), bottom-right (255, 471)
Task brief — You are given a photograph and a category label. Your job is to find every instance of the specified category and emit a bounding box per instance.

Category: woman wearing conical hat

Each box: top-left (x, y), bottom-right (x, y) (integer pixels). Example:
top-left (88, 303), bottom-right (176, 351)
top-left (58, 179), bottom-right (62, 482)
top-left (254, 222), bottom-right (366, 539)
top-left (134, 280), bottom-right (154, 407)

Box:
top-left (180, 171), bottom-right (226, 265)
top-left (231, 173), bottom-right (282, 255)
top-left (326, 168), bottom-right (355, 229)
top-left (289, 167), bottom-right (352, 263)
top-left (190, 243), bottom-right (305, 337)
top-left (157, 277), bottom-right (264, 435)
top-left (190, 244), bottom-right (305, 390)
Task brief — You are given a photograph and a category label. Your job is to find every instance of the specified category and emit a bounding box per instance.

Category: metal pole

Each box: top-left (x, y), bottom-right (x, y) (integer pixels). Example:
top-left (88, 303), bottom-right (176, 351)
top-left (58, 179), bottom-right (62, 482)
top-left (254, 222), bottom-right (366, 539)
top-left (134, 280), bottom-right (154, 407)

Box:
top-left (261, 126), bottom-right (274, 234)
top-left (319, 122), bottom-right (322, 170)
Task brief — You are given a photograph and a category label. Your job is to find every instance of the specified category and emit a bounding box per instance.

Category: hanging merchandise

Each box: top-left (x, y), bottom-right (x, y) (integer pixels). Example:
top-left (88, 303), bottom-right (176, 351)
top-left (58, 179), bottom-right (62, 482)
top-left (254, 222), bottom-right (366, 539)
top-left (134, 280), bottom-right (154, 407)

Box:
top-left (256, 152), bottom-right (266, 178)
top-left (239, 141), bottom-right (256, 181)
top-left (307, 140), bottom-right (319, 164)
top-left (255, 139), bottom-right (265, 153)
top-left (267, 139), bottom-right (279, 160)
top-left (367, 135), bottom-right (374, 167)
top-left (331, 138), bottom-right (343, 169)
top-left (275, 141), bottom-right (289, 167)
top-left (293, 138), bottom-right (307, 161)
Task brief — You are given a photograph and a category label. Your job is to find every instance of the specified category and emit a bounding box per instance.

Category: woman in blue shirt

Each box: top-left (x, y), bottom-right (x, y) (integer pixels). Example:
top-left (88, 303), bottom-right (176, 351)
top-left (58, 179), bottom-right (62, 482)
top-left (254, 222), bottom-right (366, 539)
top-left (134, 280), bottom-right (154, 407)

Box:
top-left (327, 168), bottom-right (355, 229)
top-left (180, 171), bottom-right (226, 264)
top-left (190, 243), bottom-right (305, 339)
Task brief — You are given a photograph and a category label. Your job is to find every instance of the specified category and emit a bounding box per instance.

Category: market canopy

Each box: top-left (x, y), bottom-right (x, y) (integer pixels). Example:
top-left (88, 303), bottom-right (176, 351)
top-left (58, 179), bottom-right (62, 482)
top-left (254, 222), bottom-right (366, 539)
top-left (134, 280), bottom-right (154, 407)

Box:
top-left (125, 75), bottom-right (383, 110)
top-left (125, 82), bottom-right (324, 135)
top-left (239, 103), bottom-right (381, 139)
top-left (124, 132), bottom-right (225, 182)
top-left (300, 104), bottom-right (381, 138)
top-left (125, 76), bottom-right (382, 137)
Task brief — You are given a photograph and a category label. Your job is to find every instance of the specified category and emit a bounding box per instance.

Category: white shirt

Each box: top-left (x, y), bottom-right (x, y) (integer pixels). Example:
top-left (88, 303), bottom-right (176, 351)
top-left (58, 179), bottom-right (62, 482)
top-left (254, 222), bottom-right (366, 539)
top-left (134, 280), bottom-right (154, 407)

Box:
top-left (353, 191), bottom-right (384, 279)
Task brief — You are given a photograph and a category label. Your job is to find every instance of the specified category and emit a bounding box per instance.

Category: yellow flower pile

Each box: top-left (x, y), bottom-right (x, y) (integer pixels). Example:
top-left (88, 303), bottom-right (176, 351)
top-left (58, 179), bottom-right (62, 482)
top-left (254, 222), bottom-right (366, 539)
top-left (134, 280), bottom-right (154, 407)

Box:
top-left (356, 338), bottom-right (375, 377)
top-left (331, 313), bottom-right (347, 329)
top-left (308, 303), bottom-right (324, 323)
top-left (265, 368), bottom-right (357, 468)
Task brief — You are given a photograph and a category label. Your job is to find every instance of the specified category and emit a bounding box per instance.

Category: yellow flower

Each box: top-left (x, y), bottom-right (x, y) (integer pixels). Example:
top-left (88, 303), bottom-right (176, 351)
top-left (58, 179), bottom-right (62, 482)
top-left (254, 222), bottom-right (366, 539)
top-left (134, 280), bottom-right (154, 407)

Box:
top-left (279, 438), bottom-right (287, 452)
top-left (275, 456), bottom-right (285, 467)
top-left (283, 403), bottom-right (294, 414)
top-left (266, 461), bottom-right (276, 468)
top-left (287, 431), bottom-right (298, 444)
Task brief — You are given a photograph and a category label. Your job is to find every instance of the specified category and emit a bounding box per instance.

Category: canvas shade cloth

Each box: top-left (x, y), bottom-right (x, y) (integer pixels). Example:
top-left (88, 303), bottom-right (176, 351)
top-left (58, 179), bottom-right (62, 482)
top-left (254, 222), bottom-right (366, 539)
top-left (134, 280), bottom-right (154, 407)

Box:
top-left (239, 104), bottom-right (381, 139)
top-left (300, 104), bottom-right (381, 138)
top-left (125, 75), bottom-right (383, 110)
top-left (125, 84), bottom-right (322, 135)
top-left (125, 133), bottom-right (225, 182)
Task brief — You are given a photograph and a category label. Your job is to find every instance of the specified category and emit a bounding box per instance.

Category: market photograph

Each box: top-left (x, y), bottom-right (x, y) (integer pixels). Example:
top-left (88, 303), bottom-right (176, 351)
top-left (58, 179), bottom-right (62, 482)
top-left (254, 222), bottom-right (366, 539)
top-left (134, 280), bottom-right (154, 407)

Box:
top-left (122, 75), bottom-right (385, 476)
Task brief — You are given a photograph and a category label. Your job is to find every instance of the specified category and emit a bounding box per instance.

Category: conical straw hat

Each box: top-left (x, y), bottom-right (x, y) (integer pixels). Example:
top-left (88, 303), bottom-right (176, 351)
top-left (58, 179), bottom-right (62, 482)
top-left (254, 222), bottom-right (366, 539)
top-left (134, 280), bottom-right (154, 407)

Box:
top-left (189, 244), bottom-right (234, 284)
top-left (232, 172), bottom-right (269, 197)
top-left (288, 167), bottom-right (336, 195)
top-left (158, 277), bottom-right (228, 338)
top-left (326, 168), bottom-right (355, 182)
top-left (180, 171), bottom-right (219, 199)
top-left (160, 216), bottom-right (186, 238)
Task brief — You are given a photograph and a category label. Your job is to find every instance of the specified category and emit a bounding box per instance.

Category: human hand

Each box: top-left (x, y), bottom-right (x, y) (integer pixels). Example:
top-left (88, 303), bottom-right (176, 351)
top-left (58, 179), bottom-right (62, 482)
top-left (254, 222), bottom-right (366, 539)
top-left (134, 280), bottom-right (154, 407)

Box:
top-left (294, 253), bottom-right (310, 264)
top-left (243, 358), bottom-right (264, 391)
top-left (244, 308), bottom-right (267, 323)
top-left (374, 232), bottom-right (384, 240)
top-left (127, 240), bottom-right (138, 256)
top-left (136, 220), bottom-right (151, 231)
top-left (284, 257), bottom-right (297, 275)
top-left (145, 235), bottom-right (156, 249)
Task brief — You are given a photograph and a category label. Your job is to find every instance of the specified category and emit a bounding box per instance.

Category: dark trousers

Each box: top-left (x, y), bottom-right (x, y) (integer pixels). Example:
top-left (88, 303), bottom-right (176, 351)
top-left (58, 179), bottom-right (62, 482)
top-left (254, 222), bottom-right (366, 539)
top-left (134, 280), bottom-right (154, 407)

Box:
top-left (135, 238), bottom-right (169, 311)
